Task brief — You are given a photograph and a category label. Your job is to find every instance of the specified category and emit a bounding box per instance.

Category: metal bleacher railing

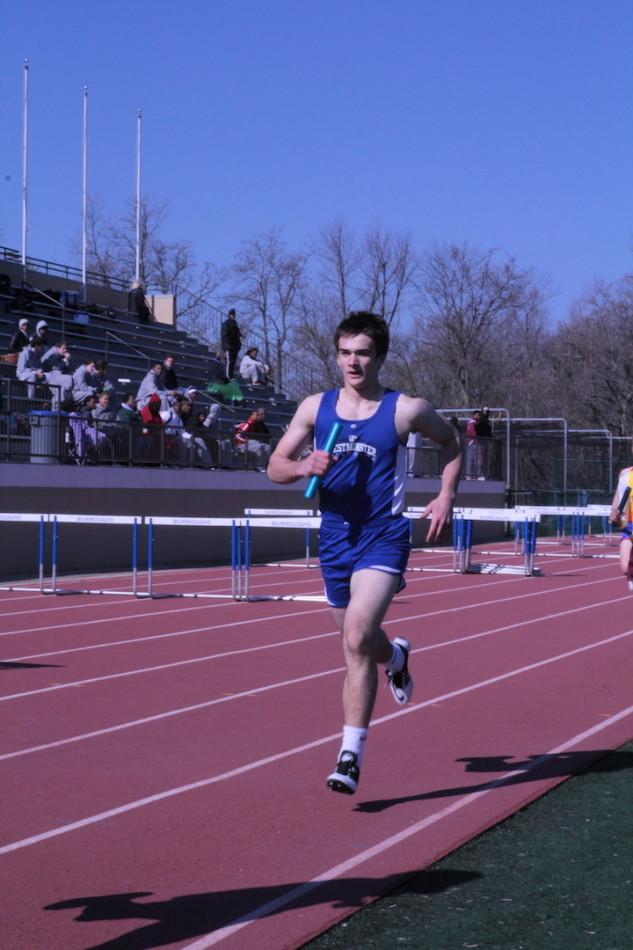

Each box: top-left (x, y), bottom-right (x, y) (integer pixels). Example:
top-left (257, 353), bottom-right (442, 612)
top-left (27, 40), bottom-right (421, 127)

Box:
top-left (0, 245), bottom-right (129, 292)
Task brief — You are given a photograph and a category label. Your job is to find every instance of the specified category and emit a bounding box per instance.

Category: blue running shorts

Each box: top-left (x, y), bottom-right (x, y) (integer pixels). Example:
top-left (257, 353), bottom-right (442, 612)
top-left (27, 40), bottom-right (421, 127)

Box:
top-left (318, 516), bottom-right (411, 608)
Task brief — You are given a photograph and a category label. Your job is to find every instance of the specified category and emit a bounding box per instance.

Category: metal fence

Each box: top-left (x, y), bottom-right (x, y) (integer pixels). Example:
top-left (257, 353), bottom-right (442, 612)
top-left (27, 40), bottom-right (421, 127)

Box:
top-left (0, 409), bottom-right (275, 471)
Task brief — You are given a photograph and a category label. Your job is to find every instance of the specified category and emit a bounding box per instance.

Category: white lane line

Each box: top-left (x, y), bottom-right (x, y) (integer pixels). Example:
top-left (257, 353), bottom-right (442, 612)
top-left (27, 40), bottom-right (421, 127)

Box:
top-left (181, 702), bottom-right (633, 948)
top-left (0, 551), bottom-right (611, 631)
top-left (2, 589), bottom-right (628, 704)
top-left (2, 594), bottom-right (631, 761)
top-left (4, 569), bottom-right (619, 660)
top-left (1, 629), bottom-right (632, 857)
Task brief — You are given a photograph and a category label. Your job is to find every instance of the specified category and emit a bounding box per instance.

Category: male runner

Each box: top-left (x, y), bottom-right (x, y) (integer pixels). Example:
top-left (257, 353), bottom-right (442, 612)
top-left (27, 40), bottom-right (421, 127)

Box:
top-left (267, 312), bottom-right (462, 794)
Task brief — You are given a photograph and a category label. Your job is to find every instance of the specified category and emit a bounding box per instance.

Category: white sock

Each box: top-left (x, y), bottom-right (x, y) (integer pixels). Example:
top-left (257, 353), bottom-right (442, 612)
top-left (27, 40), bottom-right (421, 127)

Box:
top-left (387, 641), bottom-right (405, 674)
top-left (340, 725), bottom-right (367, 766)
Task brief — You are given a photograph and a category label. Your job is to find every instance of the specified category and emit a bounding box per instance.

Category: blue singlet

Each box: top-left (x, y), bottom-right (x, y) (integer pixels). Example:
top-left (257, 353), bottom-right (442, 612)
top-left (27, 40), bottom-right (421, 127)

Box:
top-left (314, 388), bottom-right (410, 607)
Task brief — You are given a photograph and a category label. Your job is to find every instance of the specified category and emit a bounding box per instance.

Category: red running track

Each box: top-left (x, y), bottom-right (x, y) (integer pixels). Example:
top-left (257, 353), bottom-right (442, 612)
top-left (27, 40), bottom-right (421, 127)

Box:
top-left (1, 540), bottom-right (633, 949)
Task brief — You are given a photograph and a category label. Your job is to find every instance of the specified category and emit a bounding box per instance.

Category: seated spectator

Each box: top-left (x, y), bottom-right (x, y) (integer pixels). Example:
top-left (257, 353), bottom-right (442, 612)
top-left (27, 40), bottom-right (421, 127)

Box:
top-left (116, 392), bottom-right (140, 424)
top-left (72, 358), bottom-right (97, 405)
top-left (68, 393), bottom-right (100, 463)
top-left (16, 338), bottom-right (46, 398)
top-left (92, 391), bottom-right (117, 459)
top-left (140, 393), bottom-right (164, 426)
top-left (9, 318), bottom-right (30, 353)
top-left (114, 392), bottom-right (141, 463)
top-left (234, 407), bottom-right (271, 471)
top-left (92, 359), bottom-right (117, 405)
top-left (30, 319), bottom-right (49, 348)
top-left (139, 393), bottom-right (164, 462)
top-left (239, 347), bottom-right (270, 385)
top-left (41, 340), bottom-right (73, 406)
top-left (184, 405), bottom-right (220, 468)
top-left (92, 390), bottom-right (117, 424)
top-left (160, 397), bottom-right (187, 464)
top-left (159, 356), bottom-right (179, 391)
top-left (137, 362), bottom-right (168, 410)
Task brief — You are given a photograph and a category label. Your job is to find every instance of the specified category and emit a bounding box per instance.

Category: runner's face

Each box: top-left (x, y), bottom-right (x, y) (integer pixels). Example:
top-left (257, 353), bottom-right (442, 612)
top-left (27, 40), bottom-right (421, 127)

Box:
top-left (336, 334), bottom-right (381, 389)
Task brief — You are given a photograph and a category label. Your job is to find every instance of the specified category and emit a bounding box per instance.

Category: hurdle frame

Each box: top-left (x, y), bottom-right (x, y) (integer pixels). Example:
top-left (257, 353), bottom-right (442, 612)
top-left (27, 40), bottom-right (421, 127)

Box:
top-left (452, 507), bottom-right (541, 575)
top-left (48, 514), bottom-right (142, 595)
top-left (0, 512), bottom-right (48, 593)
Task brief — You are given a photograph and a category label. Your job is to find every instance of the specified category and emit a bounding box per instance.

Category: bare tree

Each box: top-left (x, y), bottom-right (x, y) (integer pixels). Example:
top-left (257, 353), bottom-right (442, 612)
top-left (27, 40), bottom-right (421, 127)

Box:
top-left (231, 231), bottom-right (307, 390)
top-left (313, 221), bottom-right (359, 322)
top-left (407, 243), bottom-right (548, 408)
top-left (358, 226), bottom-right (419, 325)
top-left (548, 277), bottom-right (633, 434)
top-left (72, 195), bottom-right (224, 322)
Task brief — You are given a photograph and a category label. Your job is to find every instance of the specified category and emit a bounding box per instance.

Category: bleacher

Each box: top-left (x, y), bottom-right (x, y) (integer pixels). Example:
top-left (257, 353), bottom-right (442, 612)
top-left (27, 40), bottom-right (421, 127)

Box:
top-left (0, 272), bottom-right (297, 466)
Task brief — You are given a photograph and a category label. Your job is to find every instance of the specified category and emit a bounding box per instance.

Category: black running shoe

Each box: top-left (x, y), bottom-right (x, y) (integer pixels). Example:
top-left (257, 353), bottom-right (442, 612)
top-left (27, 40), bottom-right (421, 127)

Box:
top-left (386, 636), bottom-right (414, 705)
top-left (327, 751), bottom-right (360, 794)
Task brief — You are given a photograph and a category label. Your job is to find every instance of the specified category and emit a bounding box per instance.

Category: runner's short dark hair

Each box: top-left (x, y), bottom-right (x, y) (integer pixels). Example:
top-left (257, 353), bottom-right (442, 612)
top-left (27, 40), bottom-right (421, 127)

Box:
top-left (334, 312), bottom-right (390, 360)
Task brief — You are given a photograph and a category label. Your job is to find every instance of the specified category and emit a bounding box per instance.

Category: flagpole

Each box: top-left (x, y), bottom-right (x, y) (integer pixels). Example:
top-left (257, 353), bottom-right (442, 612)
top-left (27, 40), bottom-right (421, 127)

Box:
top-left (21, 59), bottom-right (29, 285)
top-left (81, 85), bottom-right (88, 302)
top-left (135, 108), bottom-right (142, 285)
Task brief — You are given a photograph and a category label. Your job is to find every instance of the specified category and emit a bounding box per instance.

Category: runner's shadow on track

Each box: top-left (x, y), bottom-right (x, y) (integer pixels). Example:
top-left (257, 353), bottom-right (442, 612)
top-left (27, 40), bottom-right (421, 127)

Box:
top-left (355, 749), bottom-right (633, 813)
top-left (0, 661), bottom-right (63, 669)
top-left (44, 870), bottom-right (481, 948)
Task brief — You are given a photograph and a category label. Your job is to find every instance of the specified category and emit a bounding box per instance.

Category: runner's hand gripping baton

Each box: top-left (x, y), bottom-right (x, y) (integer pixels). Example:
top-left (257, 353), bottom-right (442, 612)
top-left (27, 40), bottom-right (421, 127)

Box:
top-left (612, 485), bottom-right (631, 524)
top-left (304, 422), bottom-right (342, 500)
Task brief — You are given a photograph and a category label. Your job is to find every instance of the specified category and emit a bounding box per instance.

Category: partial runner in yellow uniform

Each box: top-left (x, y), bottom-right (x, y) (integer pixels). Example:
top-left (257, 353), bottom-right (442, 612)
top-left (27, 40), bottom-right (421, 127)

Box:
top-left (609, 466), bottom-right (633, 590)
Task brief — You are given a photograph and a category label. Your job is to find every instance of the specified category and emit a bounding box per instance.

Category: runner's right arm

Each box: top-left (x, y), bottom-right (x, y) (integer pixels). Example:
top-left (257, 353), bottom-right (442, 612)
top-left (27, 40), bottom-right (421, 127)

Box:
top-left (267, 394), bottom-right (332, 484)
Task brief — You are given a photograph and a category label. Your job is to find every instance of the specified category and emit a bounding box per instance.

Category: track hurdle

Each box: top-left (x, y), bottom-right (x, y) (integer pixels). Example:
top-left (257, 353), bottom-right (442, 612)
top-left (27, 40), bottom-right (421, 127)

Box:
top-left (453, 508), bottom-right (541, 575)
top-left (511, 506), bottom-right (618, 560)
top-left (243, 508), bottom-right (317, 568)
top-left (48, 514), bottom-right (142, 595)
top-left (145, 516), bottom-right (252, 599)
top-left (237, 517), bottom-right (325, 601)
top-left (0, 512), bottom-right (48, 593)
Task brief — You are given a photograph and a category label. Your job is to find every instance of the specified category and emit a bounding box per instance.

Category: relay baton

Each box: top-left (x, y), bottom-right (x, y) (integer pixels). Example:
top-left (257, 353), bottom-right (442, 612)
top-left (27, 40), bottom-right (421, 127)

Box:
top-left (304, 421), bottom-right (342, 500)
top-left (615, 485), bottom-right (631, 520)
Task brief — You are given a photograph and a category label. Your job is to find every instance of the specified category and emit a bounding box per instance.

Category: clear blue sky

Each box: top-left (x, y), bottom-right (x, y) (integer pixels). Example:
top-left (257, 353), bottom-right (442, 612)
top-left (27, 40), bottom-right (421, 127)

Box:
top-left (1, 0), bottom-right (632, 322)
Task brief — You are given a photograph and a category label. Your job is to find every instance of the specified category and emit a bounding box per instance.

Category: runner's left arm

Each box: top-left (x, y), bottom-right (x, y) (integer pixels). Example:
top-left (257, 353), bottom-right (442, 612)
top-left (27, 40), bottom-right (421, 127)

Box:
top-left (399, 398), bottom-right (462, 542)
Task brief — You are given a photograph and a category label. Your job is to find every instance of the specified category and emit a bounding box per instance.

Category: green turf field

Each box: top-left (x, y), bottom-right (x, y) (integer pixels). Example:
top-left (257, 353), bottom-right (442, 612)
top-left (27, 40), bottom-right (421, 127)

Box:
top-left (306, 742), bottom-right (633, 950)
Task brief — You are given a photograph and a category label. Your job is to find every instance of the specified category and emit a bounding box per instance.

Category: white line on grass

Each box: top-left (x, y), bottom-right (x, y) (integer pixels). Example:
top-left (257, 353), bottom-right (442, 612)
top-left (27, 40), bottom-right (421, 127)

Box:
top-left (181, 702), bottom-right (633, 948)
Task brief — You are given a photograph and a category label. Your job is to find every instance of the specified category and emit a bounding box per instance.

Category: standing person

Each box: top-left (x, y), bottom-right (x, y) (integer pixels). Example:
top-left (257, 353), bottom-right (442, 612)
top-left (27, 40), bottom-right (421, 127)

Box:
top-left (475, 406), bottom-right (492, 479)
top-left (267, 311), bottom-right (461, 794)
top-left (464, 410), bottom-right (480, 478)
top-left (9, 318), bottom-right (30, 353)
top-left (221, 308), bottom-right (243, 380)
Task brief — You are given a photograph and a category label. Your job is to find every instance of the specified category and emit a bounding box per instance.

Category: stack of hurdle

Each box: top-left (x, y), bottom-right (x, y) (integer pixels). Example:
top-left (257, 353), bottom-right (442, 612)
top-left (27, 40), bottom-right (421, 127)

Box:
top-left (452, 507), bottom-right (541, 575)
top-left (512, 504), bottom-right (616, 560)
top-left (405, 506), bottom-right (540, 576)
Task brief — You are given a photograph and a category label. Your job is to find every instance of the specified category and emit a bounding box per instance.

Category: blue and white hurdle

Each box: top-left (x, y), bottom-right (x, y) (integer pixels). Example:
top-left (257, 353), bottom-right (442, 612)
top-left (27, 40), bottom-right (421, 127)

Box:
top-left (453, 507), bottom-right (541, 575)
top-left (243, 508), bottom-right (317, 568)
top-left (513, 505), bottom-right (617, 560)
top-left (0, 512), bottom-right (48, 593)
top-left (48, 514), bottom-right (142, 595)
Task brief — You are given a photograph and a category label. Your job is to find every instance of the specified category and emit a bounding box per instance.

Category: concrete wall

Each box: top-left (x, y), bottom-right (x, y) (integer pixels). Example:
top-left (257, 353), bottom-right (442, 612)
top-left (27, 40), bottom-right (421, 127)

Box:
top-left (0, 463), bottom-right (506, 581)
